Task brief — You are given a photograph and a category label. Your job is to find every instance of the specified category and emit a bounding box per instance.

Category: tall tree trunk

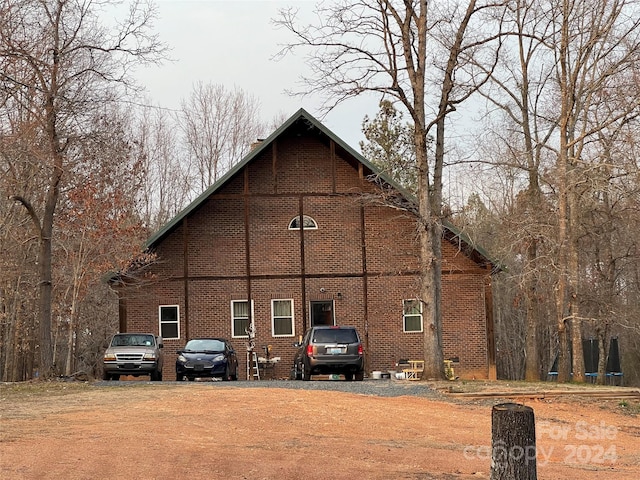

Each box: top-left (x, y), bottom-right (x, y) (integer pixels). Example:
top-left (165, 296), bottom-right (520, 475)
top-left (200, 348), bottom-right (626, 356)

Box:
top-left (524, 242), bottom-right (541, 381)
top-left (555, 0), bottom-right (573, 383)
top-left (516, 13), bottom-right (543, 381)
top-left (417, 129), bottom-right (443, 379)
top-left (419, 0), bottom-right (477, 380)
top-left (38, 136), bottom-right (64, 378)
top-left (524, 176), bottom-right (542, 381)
top-left (596, 325), bottom-right (609, 385)
top-left (568, 162), bottom-right (585, 382)
top-left (555, 132), bottom-right (571, 382)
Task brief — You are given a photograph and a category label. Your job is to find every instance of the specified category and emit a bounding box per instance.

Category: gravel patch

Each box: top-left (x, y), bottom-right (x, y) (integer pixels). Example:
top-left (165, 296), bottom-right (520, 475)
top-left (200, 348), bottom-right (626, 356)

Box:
top-left (97, 378), bottom-right (442, 398)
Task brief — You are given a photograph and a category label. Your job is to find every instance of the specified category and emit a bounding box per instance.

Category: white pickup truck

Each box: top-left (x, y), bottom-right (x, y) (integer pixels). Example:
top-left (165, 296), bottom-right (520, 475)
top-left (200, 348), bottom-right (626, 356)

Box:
top-left (102, 333), bottom-right (164, 381)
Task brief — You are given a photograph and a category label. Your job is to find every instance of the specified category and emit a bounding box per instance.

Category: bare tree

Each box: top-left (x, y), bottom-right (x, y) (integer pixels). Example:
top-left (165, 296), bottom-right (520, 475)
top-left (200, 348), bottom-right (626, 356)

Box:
top-left (54, 107), bottom-right (150, 376)
top-left (133, 104), bottom-right (191, 230)
top-left (473, 0), bottom-right (558, 380)
top-left (550, 0), bottom-right (640, 382)
top-left (275, 0), bottom-right (502, 379)
top-left (0, 138), bottom-right (40, 381)
top-left (179, 82), bottom-right (264, 193)
top-left (466, 0), bottom-right (640, 383)
top-left (0, 0), bottom-right (165, 378)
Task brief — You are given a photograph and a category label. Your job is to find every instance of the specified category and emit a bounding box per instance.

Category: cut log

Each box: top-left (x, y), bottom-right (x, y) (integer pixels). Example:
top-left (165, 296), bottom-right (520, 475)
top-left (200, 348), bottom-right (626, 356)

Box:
top-left (490, 403), bottom-right (537, 480)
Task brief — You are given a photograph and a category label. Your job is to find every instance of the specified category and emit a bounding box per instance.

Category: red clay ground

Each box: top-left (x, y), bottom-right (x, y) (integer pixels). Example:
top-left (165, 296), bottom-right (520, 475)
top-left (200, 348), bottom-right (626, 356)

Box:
top-left (0, 380), bottom-right (638, 479)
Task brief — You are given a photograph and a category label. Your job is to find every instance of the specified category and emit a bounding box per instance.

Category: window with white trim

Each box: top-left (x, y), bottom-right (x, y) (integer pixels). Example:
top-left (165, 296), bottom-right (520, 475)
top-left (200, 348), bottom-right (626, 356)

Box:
top-left (231, 300), bottom-right (254, 338)
top-left (403, 299), bottom-right (423, 332)
top-left (288, 215), bottom-right (318, 230)
top-left (159, 305), bottom-right (180, 339)
top-left (271, 299), bottom-right (294, 337)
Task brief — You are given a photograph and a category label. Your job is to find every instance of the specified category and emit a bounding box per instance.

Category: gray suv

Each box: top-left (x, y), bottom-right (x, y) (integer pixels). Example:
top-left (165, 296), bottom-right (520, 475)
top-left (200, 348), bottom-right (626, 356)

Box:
top-left (102, 333), bottom-right (164, 381)
top-left (292, 326), bottom-right (365, 381)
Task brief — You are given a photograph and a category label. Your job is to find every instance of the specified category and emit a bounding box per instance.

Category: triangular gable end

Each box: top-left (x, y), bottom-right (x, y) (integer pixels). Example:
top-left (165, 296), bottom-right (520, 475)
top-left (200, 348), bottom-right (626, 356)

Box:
top-left (145, 108), bottom-right (396, 247)
top-left (144, 108), bottom-right (498, 271)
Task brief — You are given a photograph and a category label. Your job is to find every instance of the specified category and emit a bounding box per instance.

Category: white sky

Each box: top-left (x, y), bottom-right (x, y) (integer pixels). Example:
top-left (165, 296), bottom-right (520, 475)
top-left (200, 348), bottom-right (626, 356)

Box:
top-left (133, 0), bottom-right (380, 150)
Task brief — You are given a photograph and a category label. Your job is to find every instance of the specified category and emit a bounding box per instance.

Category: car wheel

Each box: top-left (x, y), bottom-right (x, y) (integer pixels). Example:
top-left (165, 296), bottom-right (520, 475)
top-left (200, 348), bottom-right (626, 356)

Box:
top-left (223, 364), bottom-right (231, 381)
top-left (355, 370), bottom-right (364, 381)
top-left (176, 373), bottom-right (185, 381)
top-left (344, 372), bottom-right (354, 381)
top-left (302, 362), bottom-right (311, 381)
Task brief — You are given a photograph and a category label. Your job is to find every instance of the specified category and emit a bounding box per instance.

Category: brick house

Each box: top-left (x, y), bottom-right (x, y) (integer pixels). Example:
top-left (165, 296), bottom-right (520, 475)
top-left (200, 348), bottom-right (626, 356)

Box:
top-left (113, 109), bottom-right (497, 381)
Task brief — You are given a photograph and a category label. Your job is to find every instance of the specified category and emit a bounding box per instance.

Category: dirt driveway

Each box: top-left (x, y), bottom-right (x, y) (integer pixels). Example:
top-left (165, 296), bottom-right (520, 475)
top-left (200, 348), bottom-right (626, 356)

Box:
top-left (1, 380), bottom-right (638, 479)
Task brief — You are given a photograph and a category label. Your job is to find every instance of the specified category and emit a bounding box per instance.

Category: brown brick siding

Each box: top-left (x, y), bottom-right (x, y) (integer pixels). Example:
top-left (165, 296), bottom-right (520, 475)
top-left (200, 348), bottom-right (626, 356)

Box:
top-left (122, 122), bottom-right (492, 381)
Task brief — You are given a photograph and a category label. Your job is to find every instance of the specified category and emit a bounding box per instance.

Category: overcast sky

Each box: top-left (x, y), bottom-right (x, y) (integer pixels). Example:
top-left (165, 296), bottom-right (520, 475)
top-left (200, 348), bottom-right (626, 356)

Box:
top-left (133, 0), bottom-right (380, 150)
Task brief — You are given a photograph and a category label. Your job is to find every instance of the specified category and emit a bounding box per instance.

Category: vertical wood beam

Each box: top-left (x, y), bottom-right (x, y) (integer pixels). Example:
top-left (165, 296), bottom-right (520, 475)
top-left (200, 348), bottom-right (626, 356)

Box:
top-left (299, 195), bottom-right (307, 331)
top-left (244, 167), bottom-right (252, 324)
top-left (331, 140), bottom-right (336, 193)
top-left (485, 270), bottom-right (496, 380)
top-left (272, 140), bottom-right (278, 194)
top-left (183, 217), bottom-right (189, 341)
top-left (360, 204), bottom-right (369, 368)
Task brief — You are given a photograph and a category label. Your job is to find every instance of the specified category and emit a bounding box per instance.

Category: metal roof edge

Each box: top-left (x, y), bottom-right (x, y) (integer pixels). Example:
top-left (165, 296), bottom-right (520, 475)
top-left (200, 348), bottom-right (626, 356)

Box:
top-left (443, 219), bottom-right (503, 272)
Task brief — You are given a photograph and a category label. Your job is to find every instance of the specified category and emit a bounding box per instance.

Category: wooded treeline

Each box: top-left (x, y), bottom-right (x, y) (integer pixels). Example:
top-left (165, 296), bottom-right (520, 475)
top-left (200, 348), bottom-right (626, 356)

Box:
top-left (1, 0), bottom-right (638, 384)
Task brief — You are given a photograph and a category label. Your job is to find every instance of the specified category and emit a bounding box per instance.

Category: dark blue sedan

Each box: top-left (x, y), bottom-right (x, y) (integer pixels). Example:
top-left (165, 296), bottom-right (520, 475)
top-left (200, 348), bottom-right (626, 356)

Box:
top-left (176, 338), bottom-right (238, 381)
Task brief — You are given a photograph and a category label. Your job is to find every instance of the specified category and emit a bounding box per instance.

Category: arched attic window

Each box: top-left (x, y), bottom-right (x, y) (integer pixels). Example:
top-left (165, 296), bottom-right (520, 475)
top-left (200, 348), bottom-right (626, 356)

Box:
top-left (288, 215), bottom-right (318, 230)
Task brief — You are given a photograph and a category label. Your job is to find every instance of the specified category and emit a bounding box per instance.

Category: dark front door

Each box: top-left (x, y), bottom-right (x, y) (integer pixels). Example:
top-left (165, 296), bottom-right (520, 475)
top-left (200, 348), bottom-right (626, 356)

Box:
top-left (310, 300), bottom-right (334, 326)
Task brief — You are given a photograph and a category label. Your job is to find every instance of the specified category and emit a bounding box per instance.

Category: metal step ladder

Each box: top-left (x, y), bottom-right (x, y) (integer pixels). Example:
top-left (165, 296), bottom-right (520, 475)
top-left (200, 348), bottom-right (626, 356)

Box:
top-left (246, 351), bottom-right (260, 380)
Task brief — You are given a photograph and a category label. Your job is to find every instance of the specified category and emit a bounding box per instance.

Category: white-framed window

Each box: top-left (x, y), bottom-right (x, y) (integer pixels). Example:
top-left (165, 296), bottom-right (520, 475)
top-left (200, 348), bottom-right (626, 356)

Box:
top-left (159, 305), bottom-right (180, 339)
top-left (288, 215), bottom-right (318, 230)
top-left (403, 299), bottom-right (423, 333)
top-left (231, 300), bottom-right (254, 338)
top-left (271, 299), bottom-right (295, 337)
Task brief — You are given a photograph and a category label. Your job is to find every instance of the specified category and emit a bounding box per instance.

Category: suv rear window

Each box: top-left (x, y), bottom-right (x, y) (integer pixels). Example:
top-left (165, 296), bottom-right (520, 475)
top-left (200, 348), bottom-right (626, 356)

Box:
top-left (312, 329), bottom-right (358, 344)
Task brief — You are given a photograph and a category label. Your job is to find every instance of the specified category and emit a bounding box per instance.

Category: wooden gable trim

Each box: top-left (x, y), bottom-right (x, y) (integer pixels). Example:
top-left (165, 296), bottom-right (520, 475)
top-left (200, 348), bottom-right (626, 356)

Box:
top-left (331, 139), bottom-right (337, 193)
top-left (272, 140), bottom-right (278, 194)
top-left (183, 216), bottom-right (190, 340)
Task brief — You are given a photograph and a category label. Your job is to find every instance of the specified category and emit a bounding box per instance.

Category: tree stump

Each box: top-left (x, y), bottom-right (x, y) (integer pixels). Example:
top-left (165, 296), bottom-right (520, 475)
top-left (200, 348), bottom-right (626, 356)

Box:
top-left (490, 403), bottom-right (537, 480)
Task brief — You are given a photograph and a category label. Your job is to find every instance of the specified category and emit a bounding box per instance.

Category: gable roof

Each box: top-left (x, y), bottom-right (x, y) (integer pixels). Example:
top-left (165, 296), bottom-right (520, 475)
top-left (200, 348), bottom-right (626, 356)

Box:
top-left (145, 108), bottom-right (498, 270)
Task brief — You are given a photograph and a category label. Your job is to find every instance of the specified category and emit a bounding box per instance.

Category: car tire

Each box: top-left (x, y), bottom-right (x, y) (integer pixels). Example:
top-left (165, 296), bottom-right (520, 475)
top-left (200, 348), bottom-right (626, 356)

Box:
top-left (344, 372), bottom-right (354, 381)
top-left (223, 364), bottom-right (231, 381)
top-left (302, 362), bottom-right (311, 381)
top-left (102, 371), bottom-right (110, 381)
top-left (355, 370), bottom-right (364, 381)
top-left (176, 373), bottom-right (185, 381)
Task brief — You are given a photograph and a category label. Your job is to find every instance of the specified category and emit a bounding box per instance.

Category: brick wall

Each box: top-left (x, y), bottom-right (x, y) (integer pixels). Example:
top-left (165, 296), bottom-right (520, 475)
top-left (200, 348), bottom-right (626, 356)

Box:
top-left (122, 121), bottom-right (493, 380)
